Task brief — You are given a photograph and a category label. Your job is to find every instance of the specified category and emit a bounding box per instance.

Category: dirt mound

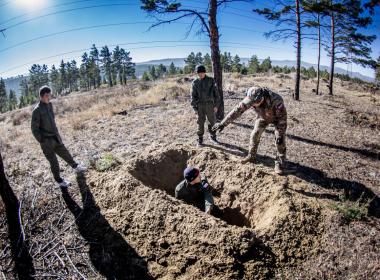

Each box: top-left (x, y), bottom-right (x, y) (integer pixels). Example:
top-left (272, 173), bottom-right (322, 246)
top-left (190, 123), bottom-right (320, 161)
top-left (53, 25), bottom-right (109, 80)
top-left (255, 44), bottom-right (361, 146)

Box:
top-left (84, 144), bottom-right (327, 278)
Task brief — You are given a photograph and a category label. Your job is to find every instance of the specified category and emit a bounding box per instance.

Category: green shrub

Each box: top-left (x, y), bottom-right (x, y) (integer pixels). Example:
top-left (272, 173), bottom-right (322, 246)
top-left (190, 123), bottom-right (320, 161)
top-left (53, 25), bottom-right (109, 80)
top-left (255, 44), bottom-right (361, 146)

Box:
top-left (95, 154), bottom-right (120, 172)
top-left (332, 200), bottom-right (368, 222)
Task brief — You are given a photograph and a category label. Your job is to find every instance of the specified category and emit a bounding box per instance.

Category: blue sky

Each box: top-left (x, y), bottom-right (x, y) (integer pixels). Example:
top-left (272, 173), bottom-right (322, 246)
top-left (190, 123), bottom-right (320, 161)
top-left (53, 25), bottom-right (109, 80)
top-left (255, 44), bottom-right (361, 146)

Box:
top-left (0, 0), bottom-right (379, 79)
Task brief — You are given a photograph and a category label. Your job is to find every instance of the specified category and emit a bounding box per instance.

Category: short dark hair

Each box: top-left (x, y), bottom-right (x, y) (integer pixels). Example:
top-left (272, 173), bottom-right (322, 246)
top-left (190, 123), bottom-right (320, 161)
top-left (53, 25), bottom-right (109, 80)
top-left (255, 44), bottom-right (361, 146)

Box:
top-left (39, 86), bottom-right (51, 97)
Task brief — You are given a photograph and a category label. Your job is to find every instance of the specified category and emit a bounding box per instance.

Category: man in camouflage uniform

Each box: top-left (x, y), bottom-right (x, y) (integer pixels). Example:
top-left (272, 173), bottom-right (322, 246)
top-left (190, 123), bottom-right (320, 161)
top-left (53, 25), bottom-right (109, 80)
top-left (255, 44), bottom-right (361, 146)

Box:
top-left (175, 166), bottom-right (214, 214)
top-left (31, 86), bottom-right (86, 188)
top-left (212, 86), bottom-right (287, 175)
top-left (191, 65), bottom-right (219, 147)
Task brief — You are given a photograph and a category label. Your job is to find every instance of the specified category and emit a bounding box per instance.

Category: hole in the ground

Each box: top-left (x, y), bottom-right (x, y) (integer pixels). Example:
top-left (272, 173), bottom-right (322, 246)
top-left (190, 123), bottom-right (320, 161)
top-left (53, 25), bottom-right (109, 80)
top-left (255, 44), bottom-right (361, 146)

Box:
top-left (213, 206), bottom-right (251, 227)
top-left (129, 148), bottom-right (190, 195)
top-left (129, 149), bottom-right (251, 228)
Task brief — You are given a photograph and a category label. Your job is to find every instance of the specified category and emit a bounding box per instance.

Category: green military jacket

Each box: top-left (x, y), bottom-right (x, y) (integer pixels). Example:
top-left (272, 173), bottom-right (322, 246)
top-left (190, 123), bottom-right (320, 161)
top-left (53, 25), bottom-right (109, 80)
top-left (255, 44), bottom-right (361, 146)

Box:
top-left (190, 76), bottom-right (220, 110)
top-left (221, 87), bottom-right (287, 126)
top-left (31, 101), bottom-right (62, 143)
top-left (175, 178), bottom-right (214, 213)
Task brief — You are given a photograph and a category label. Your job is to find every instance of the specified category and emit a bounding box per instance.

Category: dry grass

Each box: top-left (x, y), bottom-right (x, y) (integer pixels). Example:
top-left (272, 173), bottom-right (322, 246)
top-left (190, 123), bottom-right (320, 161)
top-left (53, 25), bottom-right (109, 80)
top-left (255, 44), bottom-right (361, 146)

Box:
top-left (11, 110), bottom-right (31, 126)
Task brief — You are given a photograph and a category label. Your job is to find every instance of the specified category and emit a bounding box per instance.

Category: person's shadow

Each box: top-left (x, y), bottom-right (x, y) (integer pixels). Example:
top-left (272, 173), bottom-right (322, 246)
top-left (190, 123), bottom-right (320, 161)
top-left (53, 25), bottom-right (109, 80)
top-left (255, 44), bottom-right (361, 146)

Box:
top-left (212, 142), bottom-right (380, 218)
top-left (61, 173), bottom-right (153, 280)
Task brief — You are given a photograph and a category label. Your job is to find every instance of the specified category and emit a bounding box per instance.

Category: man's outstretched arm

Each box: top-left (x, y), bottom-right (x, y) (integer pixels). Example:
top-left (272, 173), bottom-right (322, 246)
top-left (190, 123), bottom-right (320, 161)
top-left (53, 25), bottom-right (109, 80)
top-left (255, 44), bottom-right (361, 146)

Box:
top-left (212, 96), bottom-right (253, 131)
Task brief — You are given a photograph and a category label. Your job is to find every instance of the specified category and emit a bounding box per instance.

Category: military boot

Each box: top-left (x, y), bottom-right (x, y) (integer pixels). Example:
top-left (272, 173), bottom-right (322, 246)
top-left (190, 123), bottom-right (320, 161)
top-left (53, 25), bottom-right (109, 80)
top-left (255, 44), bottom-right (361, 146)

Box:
top-left (197, 137), bottom-right (204, 148)
top-left (241, 155), bottom-right (256, 164)
top-left (209, 134), bottom-right (218, 145)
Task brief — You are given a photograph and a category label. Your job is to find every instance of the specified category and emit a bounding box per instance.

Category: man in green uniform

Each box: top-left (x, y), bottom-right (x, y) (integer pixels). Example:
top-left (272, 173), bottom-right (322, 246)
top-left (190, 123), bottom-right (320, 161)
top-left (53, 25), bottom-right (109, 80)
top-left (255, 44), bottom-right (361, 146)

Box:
top-left (212, 86), bottom-right (287, 175)
top-left (31, 86), bottom-right (86, 188)
top-left (175, 166), bottom-right (214, 214)
top-left (191, 65), bottom-right (219, 147)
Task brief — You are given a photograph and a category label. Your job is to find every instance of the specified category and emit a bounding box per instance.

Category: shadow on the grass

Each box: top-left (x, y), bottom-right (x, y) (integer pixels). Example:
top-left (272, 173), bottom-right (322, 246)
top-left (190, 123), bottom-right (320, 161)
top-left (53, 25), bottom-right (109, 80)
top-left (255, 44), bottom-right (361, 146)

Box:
top-left (61, 173), bottom-right (153, 280)
top-left (213, 141), bottom-right (380, 218)
top-left (232, 122), bottom-right (379, 160)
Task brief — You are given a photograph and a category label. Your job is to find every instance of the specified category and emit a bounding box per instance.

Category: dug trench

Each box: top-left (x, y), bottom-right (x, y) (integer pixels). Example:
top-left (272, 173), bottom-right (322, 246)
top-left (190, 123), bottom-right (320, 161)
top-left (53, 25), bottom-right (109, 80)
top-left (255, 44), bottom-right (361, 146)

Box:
top-left (82, 143), bottom-right (355, 279)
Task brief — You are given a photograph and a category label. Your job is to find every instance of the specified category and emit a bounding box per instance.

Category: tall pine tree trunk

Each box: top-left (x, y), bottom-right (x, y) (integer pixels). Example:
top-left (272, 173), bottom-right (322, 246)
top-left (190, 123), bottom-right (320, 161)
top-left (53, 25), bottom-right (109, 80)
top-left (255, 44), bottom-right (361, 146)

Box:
top-left (209, 0), bottom-right (224, 120)
top-left (329, 12), bottom-right (335, 95)
top-left (0, 152), bottom-right (35, 279)
top-left (294, 0), bottom-right (301, 101)
top-left (316, 13), bottom-right (321, 95)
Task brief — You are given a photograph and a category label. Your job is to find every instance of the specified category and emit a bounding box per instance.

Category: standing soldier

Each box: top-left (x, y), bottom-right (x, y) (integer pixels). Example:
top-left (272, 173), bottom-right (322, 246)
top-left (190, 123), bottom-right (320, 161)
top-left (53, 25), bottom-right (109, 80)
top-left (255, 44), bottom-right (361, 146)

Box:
top-left (175, 166), bottom-right (214, 214)
top-left (191, 65), bottom-right (219, 147)
top-left (31, 86), bottom-right (86, 188)
top-left (212, 86), bottom-right (287, 175)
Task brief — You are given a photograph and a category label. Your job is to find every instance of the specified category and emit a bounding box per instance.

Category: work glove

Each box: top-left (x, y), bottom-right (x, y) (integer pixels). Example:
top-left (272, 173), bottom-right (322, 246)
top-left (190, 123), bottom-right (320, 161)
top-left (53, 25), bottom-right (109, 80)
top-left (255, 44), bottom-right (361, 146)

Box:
top-left (212, 122), bottom-right (225, 132)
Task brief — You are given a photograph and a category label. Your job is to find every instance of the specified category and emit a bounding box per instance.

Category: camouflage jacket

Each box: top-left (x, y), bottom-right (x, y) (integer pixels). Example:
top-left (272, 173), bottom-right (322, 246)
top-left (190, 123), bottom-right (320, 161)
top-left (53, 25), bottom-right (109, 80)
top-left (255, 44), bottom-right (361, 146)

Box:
top-left (31, 101), bottom-right (62, 143)
top-left (221, 87), bottom-right (287, 126)
top-left (175, 178), bottom-right (214, 212)
top-left (190, 76), bottom-right (219, 110)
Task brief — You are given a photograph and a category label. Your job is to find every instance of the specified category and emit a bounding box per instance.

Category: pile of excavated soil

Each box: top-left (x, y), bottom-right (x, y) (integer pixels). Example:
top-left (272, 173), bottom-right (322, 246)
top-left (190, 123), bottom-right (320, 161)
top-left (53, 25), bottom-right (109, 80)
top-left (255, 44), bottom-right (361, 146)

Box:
top-left (85, 144), bottom-right (328, 279)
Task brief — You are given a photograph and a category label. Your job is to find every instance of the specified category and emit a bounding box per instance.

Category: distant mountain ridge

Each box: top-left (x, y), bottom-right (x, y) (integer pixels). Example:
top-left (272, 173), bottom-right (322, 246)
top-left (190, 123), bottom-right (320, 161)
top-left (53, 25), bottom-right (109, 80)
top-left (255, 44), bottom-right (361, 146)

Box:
top-left (4, 58), bottom-right (374, 95)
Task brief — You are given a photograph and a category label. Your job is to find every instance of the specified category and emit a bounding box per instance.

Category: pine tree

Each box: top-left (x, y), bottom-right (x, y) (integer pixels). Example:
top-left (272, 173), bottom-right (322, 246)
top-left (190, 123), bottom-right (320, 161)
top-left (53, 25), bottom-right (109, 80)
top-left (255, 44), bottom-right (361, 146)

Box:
top-left (203, 54), bottom-right (212, 72)
top-left (28, 64), bottom-right (49, 100)
top-left (113, 46), bottom-right (123, 85)
top-left (168, 62), bottom-right (177, 75)
top-left (260, 57), bottom-right (272, 73)
top-left (120, 48), bottom-right (135, 84)
top-left (89, 44), bottom-right (101, 88)
top-left (149, 66), bottom-right (158, 80)
top-left (184, 52), bottom-right (196, 74)
top-left (142, 71), bottom-right (150, 81)
top-left (241, 66), bottom-right (248, 75)
top-left (156, 64), bottom-right (167, 78)
top-left (232, 55), bottom-right (242, 73)
top-left (195, 52), bottom-right (204, 66)
top-left (70, 60), bottom-right (79, 92)
top-left (50, 65), bottom-right (60, 95)
top-left (8, 90), bottom-right (17, 111)
top-left (18, 79), bottom-right (29, 108)
top-left (0, 78), bottom-right (7, 113)
top-left (248, 55), bottom-right (260, 74)
top-left (59, 60), bottom-right (67, 94)
top-left (100, 46), bottom-right (113, 87)
top-left (80, 52), bottom-right (90, 91)
top-left (254, 0), bottom-right (303, 100)
top-left (221, 52), bottom-right (233, 72)
top-left (303, 0), bottom-right (330, 95)
top-left (326, 0), bottom-right (376, 95)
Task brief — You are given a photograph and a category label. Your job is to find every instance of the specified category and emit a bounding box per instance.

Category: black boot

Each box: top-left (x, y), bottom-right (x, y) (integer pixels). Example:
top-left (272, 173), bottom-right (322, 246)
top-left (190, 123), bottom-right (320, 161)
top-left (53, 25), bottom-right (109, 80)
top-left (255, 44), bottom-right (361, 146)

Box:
top-left (209, 134), bottom-right (218, 145)
top-left (197, 137), bottom-right (204, 148)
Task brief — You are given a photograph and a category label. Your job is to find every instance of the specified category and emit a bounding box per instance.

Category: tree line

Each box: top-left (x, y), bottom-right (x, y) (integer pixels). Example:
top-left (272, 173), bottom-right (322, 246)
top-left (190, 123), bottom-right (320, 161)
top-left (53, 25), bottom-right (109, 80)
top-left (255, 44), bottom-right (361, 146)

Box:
top-left (0, 44), bottom-right (135, 112)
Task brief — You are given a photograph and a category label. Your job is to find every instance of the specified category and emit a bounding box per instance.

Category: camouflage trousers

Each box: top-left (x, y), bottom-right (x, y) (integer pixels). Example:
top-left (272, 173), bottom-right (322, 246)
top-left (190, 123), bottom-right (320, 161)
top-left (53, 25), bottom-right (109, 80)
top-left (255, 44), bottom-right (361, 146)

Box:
top-left (197, 103), bottom-right (216, 138)
top-left (40, 137), bottom-right (77, 182)
top-left (248, 117), bottom-right (287, 165)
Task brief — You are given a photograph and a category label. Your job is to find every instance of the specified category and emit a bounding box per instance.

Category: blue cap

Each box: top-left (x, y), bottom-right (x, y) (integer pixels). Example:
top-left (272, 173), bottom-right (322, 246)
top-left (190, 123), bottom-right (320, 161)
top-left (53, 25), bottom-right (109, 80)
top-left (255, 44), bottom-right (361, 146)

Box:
top-left (184, 166), bottom-right (200, 182)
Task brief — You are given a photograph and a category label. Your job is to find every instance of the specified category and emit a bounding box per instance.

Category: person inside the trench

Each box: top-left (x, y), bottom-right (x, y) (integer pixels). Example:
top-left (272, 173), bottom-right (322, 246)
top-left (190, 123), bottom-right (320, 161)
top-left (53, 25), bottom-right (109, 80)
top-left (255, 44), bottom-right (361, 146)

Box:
top-left (175, 166), bottom-right (214, 214)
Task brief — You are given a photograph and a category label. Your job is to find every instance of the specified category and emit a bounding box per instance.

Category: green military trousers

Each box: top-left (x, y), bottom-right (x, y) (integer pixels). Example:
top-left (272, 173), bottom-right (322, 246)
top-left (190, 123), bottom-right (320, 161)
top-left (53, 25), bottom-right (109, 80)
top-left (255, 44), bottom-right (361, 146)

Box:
top-left (248, 117), bottom-right (287, 166)
top-left (197, 103), bottom-right (216, 138)
top-left (40, 137), bottom-right (77, 182)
